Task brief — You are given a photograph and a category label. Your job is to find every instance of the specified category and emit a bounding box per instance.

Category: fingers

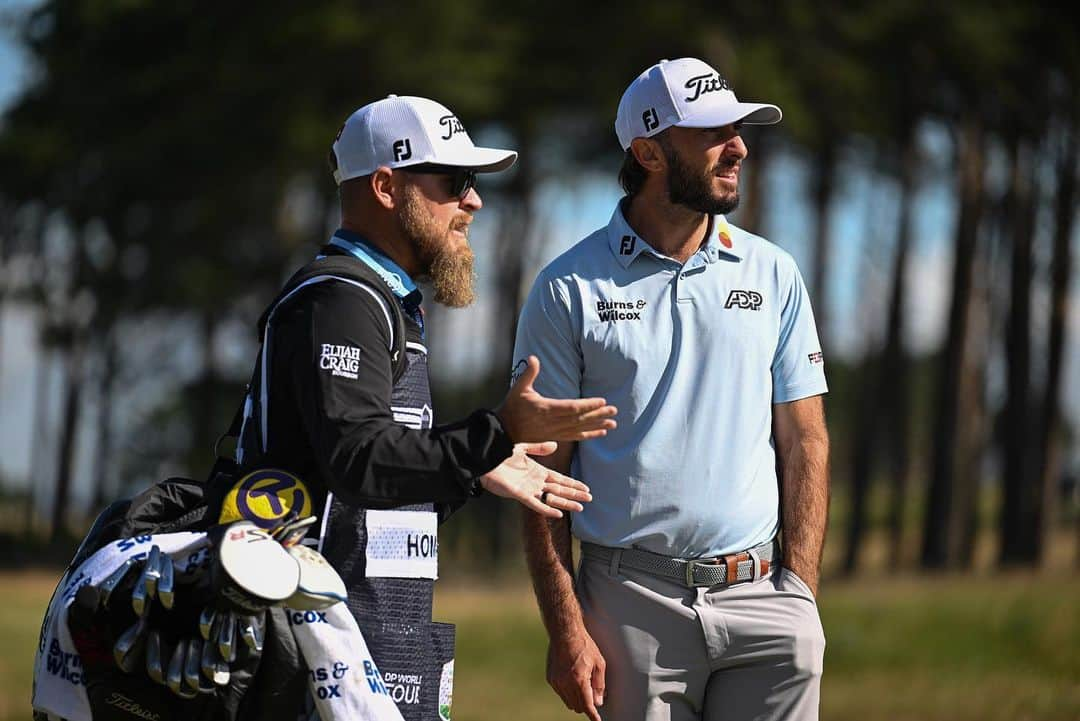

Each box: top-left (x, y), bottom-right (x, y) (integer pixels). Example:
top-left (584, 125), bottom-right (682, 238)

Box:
top-left (583, 696), bottom-right (603, 721)
top-left (592, 657), bottom-right (607, 708)
top-left (520, 441), bottom-right (558, 457)
top-left (576, 403), bottom-right (619, 423)
top-left (540, 493), bottom-right (584, 514)
top-left (539, 476), bottom-right (591, 513)
top-left (545, 399), bottom-right (618, 429)
top-left (523, 494), bottom-right (564, 519)
top-left (544, 468), bottom-right (590, 494)
top-left (551, 674), bottom-right (602, 721)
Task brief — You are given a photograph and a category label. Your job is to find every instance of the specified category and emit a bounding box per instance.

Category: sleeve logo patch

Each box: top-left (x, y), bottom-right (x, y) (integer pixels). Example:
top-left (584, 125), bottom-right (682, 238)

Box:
top-left (320, 344), bottom-right (361, 380)
top-left (218, 468), bottom-right (313, 528)
top-left (808, 351), bottom-right (824, 365)
top-left (510, 358), bottom-right (528, 386)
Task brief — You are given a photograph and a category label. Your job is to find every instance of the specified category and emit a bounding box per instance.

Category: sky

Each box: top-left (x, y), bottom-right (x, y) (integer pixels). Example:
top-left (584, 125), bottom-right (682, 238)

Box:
top-left (0, 2), bottom-right (1077, 510)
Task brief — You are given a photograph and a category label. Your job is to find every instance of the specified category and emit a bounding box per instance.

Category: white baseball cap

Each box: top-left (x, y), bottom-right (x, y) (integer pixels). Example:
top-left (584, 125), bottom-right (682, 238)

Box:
top-left (330, 95), bottom-right (517, 184)
top-left (615, 58), bottom-right (782, 150)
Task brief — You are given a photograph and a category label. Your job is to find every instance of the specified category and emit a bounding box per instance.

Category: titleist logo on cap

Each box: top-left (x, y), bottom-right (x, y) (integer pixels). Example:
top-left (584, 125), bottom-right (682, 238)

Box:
top-left (439, 114), bottom-right (465, 140)
top-left (105, 693), bottom-right (161, 721)
top-left (683, 73), bottom-right (731, 102)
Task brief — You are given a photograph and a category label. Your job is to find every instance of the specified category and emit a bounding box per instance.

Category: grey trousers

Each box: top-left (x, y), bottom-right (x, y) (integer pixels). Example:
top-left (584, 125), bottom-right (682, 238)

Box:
top-left (577, 552), bottom-right (825, 721)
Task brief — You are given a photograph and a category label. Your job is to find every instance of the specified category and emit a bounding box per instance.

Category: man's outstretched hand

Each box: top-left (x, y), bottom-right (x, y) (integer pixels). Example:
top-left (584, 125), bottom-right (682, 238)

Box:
top-left (496, 356), bottom-right (617, 443)
top-left (480, 442), bottom-right (592, 518)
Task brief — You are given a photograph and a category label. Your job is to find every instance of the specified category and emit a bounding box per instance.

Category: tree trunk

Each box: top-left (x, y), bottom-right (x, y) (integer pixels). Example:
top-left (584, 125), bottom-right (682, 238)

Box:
top-left (50, 340), bottom-right (86, 541)
top-left (951, 260), bottom-right (991, 569)
top-left (843, 352), bottom-right (878, 575)
top-left (922, 118), bottom-right (985, 569)
top-left (1034, 124), bottom-right (1077, 564)
top-left (999, 137), bottom-right (1038, 565)
top-left (91, 331), bottom-right (118, 509)
top-left (809, 140), bottom-right (837, 350)
top-left (883, 134), bottom-right (915, 569)
top-left (735, 131), bottom-right (772, 235)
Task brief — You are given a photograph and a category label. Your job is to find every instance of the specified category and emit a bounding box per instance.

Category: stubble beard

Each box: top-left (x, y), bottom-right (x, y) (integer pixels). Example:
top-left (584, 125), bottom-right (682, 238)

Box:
top-left (661, 139), bottom-right (740, 216)
top-left (398, 186), bottom-right (477, 308)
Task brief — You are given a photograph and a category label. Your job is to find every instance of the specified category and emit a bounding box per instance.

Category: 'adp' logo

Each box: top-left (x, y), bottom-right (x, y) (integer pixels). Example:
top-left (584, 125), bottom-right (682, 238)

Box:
top-left (724, 290), bottom-right (763, 310)
top-left (393, 138), bottom-right (413, 162)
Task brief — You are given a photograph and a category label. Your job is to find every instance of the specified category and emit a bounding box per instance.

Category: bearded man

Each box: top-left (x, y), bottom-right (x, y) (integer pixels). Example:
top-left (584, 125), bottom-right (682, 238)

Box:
top-left (513, 59), bottom-right (830, 721)
top-left (229, 94), bottom-right (616, 720)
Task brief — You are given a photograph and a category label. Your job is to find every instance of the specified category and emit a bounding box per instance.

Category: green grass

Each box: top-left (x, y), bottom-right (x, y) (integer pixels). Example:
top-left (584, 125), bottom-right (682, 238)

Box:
top-left (6, 571), bottom-right (1078, 720)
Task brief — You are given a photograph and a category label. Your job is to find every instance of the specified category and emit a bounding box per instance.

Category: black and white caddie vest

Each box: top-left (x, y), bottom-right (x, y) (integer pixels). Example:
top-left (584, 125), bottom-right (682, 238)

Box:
top-left (235, 254), bottom-right (454, 721)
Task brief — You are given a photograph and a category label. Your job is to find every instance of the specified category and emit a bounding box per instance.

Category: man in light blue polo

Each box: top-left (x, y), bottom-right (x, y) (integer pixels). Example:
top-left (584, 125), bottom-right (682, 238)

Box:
top-left (514, 58), bottom-right (830, 721)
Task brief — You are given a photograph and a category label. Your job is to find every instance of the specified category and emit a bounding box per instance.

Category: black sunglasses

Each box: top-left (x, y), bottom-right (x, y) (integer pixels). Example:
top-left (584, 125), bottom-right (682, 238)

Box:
top-left (403, 163), bottom-right (477, 200)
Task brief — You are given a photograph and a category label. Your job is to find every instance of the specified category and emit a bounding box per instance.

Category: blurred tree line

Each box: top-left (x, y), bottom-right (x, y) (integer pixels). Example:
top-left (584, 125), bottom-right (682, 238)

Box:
top-left (0, 0), bottom-right (1076, 574)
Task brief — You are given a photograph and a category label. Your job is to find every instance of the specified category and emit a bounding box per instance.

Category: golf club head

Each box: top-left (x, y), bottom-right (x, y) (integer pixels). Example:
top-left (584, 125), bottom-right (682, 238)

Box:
top-left (146, 630), bottom-right (165, 684)
top-left (143, 546), bottom-right (162, 597)
top-left (200, 634), bottom-right (230, 686)
top-left (212, 521), bottom-right (300, 614)
top-left (217, 609), bottom-right (236, 663)
top-left (113, 617), bottom-right (148, 673)
top-left (239, 616), bottom-right (263, 653)
top-left (157, 552), bottom-right (175, 610)
top-left (198, 606), bottom-right (217, 641)
top-left (285, 545), bottom-right (346, 610)
top-left (273, 515), bottom-right (317, 548)
top-left (130, 581), bottom-right (147, 617)
top-left (98, 558), bottom-right (137, 608)
top-left (166, 640), bottom-right (197, 699)
top-left (183, 638), bottom-right (203, 692)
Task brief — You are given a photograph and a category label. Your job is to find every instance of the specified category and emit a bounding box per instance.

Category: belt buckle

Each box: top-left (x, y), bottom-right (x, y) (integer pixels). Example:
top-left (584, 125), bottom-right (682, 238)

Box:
top-left (684, 556), bottom-right (721, 587)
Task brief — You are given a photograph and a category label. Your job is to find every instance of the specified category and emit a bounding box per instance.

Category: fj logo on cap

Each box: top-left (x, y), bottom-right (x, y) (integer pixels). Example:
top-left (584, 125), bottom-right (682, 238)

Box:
top-left (724, 290), bottom-right (763, 310)
top-left (439, 114), bottom-right (465, 140)
top-left (393, 138), bottom-right (413, 162)
top-left (684, 73), bottom-right (732, 102)
top-left (642, 108), bottom-right (659, 132)
top-left (620, 235), bottom-right (636, 255)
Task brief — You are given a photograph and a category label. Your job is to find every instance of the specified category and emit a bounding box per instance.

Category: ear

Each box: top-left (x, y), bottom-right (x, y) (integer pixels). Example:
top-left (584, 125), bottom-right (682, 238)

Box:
top-left (370, 166), bottom-right (396, 210)
top-left (630, 137), bottom-right (666, 173)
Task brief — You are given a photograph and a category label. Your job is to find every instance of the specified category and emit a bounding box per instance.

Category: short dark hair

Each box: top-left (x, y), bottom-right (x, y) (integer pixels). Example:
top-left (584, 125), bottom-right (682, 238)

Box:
top-left (619, 131), bottom-right (675, 198)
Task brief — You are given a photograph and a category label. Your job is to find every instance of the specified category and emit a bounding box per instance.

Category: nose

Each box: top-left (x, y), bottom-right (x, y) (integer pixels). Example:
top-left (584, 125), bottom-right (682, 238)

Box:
top-left (460, 186), bottom-right (482, 211)
top-left (729, 134), bottom-right (748, 160)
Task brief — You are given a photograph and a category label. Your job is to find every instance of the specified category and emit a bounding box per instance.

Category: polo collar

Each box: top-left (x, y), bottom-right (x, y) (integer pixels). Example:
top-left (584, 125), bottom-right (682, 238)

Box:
top-left (329, 229), bottom-right (419, 300)
top-left (606, 200), bottom-right (742, 268)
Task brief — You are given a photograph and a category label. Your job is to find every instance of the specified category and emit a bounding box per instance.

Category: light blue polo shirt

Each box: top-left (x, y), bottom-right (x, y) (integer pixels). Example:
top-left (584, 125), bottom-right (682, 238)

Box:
top-left (512, 200), bottom-right (827, 558)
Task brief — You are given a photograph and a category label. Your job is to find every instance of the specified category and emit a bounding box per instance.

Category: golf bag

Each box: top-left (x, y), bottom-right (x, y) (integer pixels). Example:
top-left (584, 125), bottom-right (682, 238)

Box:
top-left (35, 252), bottom-right (458, 721)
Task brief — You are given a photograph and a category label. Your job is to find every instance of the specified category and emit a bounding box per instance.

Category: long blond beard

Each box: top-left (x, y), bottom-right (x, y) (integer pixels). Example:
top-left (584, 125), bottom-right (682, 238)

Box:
top-left (398, 186), bottom-right (477, 308)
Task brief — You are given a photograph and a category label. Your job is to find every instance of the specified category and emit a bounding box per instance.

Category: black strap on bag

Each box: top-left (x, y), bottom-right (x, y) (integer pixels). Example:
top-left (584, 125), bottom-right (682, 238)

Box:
top-left (211, 251), bottom-right (409, 479)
